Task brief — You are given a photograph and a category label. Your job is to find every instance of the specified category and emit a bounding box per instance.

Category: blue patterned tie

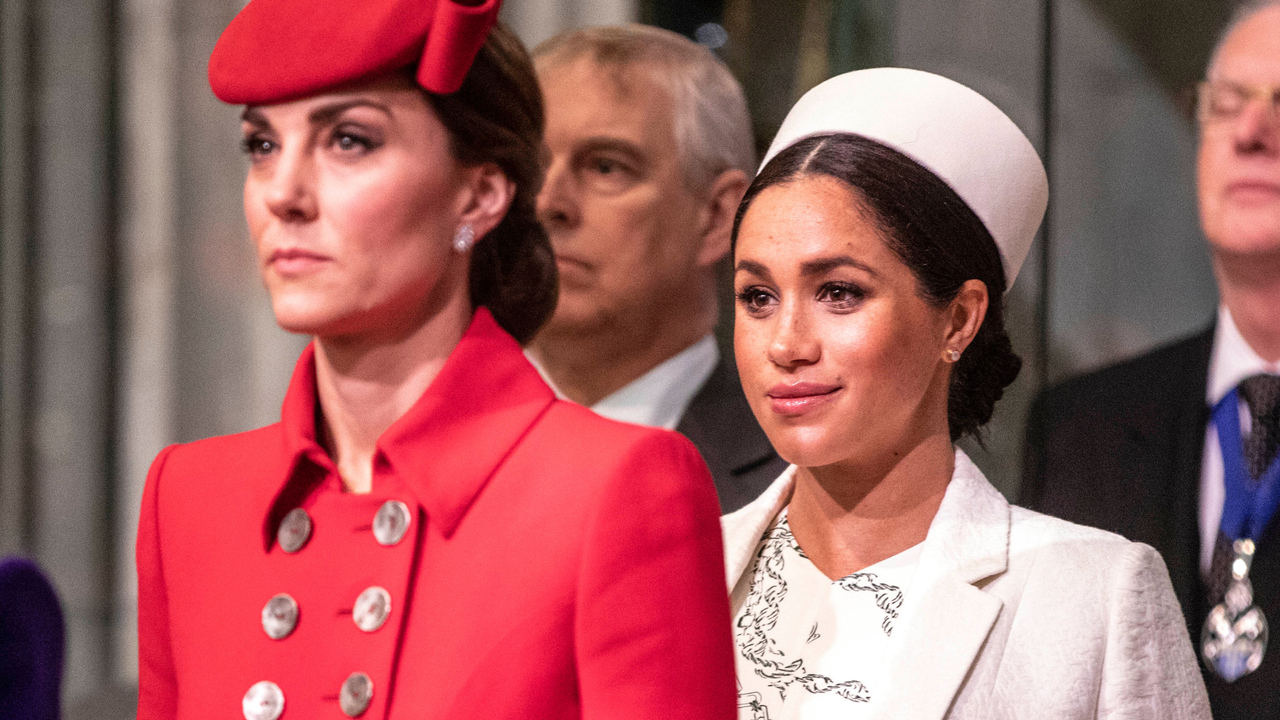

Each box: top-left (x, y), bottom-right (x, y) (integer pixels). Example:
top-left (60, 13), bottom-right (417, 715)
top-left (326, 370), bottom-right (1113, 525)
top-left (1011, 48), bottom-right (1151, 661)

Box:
top-left (1207, 374), bottom-right (1280, 606)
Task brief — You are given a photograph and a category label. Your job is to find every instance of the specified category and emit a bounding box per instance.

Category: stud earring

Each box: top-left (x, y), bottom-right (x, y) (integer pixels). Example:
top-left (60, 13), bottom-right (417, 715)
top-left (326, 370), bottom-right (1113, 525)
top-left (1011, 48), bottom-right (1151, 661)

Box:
top-left (452, 225), bottom-right (475, 253)
top-left (946, 349), bottom-right (962, 362)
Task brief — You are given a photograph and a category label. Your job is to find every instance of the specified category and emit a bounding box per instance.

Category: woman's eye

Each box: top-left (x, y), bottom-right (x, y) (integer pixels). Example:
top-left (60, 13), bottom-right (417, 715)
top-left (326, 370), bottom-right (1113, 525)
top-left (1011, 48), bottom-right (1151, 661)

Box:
top-left (817, 282), bottom-right (864, 307)
top-left (593, 158), bottom-right (618, 174)
top-left (736, 287), bottom-right (776, 314)
top-left (240, 135), bottom-right (275, 157)
top-left (333, 132), bottom-right (374, 153)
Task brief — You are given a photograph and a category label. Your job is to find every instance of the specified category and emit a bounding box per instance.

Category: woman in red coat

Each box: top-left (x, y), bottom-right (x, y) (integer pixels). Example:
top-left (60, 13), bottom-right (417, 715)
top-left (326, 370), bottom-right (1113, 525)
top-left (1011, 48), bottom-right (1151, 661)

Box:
top-left (135, 2), bottom-right (736, 719)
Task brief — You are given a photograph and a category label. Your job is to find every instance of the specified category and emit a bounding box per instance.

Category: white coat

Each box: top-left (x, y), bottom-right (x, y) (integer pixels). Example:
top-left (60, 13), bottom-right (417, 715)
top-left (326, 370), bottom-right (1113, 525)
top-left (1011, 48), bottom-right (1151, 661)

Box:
top-left (722, 449), bottom-right (1212, 720)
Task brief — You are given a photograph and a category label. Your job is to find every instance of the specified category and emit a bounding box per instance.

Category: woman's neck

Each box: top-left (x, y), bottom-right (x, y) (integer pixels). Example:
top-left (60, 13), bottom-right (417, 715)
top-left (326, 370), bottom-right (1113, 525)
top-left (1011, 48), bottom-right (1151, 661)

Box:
top-left (313, 295), bottom-right (472, 493)
top-left (786, 429), bottom-right (955, 580)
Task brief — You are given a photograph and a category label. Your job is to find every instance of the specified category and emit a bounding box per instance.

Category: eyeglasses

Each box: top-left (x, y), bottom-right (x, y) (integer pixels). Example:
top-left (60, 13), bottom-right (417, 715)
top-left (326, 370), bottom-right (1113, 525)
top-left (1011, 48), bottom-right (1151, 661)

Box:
top-left (1196, 80), bottom-right (1280, 125)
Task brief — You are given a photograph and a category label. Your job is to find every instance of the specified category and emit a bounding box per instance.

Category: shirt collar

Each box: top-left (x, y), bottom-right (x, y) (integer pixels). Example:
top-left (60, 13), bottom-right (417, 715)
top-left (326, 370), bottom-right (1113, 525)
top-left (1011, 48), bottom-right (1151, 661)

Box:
top-left (1207, 305), bottom-right (1280, 405)
top-left (267, 308), bottom-right (556, 546)
top-left (526, 334), bottom-right (720, 430)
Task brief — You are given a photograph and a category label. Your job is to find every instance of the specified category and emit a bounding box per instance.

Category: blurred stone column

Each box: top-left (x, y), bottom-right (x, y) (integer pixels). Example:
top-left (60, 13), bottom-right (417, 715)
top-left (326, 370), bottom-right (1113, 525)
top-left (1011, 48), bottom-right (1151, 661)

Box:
top-left (27, 0), bottom-right (119, 703)
top-left (502, 0), bottom-right (638, 49)
top-left (0, 0), bottom-right (35, 560)
top-left (114, 0), bottom-right (177, 681)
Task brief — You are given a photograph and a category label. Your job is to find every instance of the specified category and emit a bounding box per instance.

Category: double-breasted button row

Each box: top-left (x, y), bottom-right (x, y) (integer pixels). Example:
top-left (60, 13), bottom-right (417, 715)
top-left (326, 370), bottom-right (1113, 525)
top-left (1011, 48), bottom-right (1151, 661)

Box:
top-left (250, 500), bottom-right (406, 718)
top-left (260, 586), bottom-right (392, 638)
top-left (241, 674), bottom-right (374, 720)
top-left (276, 500), bottom-right (410, 553)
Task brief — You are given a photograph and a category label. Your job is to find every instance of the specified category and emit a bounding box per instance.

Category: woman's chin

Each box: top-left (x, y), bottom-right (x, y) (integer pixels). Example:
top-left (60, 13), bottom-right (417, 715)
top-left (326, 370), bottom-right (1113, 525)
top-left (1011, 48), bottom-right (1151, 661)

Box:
top-left (766, 429), bottom-right (859, 470)
top-left (270, 302), bottom-right (350, 337)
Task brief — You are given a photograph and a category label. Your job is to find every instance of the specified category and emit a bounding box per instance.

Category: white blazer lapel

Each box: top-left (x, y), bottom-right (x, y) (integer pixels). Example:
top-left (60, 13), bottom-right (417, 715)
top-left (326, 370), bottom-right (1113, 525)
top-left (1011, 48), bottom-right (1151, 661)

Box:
top-left (721, 453), bottom-right (1011, 720)
top-left (871, 450), bottom-right (1010, 720)
top-left (721, 465), bottom-right (796, 598)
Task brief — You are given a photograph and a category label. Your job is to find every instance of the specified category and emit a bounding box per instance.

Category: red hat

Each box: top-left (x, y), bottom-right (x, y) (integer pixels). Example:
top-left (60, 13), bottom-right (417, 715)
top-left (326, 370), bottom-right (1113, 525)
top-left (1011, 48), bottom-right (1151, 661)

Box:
top-left (209, 0), bottom-right (502, 104)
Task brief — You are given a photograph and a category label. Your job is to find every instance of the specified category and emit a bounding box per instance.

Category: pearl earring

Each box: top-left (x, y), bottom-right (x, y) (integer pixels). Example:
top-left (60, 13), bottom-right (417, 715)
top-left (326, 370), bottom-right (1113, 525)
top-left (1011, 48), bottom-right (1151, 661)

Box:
top-left (946, 349), bottom-right (961, 362)
top-left (453, 225), bottom-right (475, 253)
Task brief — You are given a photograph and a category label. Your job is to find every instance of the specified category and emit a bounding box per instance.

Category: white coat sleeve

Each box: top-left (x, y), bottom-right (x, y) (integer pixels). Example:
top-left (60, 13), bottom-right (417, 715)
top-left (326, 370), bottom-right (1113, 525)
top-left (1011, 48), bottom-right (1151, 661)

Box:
top-left (1097, 542), bottom-right (1211, 720)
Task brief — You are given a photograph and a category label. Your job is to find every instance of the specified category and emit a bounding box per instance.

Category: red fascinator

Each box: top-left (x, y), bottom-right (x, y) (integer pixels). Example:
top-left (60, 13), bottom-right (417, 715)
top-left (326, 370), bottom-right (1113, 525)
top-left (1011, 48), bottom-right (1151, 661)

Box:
top-left (208, 0), bottom-right (502, 104)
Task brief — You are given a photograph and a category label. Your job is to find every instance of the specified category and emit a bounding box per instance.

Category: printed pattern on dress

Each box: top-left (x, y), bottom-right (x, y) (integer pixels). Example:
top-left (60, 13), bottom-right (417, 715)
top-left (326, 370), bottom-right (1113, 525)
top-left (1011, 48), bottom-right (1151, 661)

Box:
top-left (735, 513), bottom-right (905, 709)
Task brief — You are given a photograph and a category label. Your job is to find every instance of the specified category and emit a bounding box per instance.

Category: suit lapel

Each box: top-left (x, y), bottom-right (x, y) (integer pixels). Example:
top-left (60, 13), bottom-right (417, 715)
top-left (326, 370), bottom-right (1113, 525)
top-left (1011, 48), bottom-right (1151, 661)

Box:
top-left (1161, 326), bottom-right (1215, 626)
top-left (722, 467), bottom-right (797, 596)
top-left (871, 451), bottom-right (1009, 720)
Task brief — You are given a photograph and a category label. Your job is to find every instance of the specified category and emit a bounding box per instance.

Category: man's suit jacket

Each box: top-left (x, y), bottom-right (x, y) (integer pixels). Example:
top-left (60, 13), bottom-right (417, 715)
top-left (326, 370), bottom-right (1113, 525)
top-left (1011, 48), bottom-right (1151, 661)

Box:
top-left (724, 450), bottom-right (1210, 720)
top-left (677, 355), bottom-right (789, 514)
top-left (1023, 325), bottom-right (1280, 719)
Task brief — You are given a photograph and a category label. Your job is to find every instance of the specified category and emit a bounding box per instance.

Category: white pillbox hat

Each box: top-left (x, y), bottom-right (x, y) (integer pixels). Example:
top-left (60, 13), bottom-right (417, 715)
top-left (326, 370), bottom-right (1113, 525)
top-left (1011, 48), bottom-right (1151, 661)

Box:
top-left (762, 68), bottom-right (1048, 285)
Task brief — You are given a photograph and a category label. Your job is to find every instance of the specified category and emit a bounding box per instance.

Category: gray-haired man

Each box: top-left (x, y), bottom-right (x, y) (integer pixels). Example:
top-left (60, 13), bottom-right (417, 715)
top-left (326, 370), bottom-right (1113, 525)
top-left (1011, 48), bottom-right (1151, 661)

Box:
top-left (528, 25), bottom-right (786, 512)
top-left (1024, 3), bottom-right (1280, 716)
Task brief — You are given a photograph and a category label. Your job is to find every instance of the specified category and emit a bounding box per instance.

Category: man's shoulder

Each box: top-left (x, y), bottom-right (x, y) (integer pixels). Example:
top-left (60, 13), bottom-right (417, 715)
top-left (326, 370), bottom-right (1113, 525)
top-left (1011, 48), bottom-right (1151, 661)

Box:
top-left (1034, 325), bottom-right (1214, 422)
top-left (678, 353), bottom-right (788, 512)
top-left (682, 351), bottom-right (746, 416)
top-left (1020, 325), bottom-right (1214, 535)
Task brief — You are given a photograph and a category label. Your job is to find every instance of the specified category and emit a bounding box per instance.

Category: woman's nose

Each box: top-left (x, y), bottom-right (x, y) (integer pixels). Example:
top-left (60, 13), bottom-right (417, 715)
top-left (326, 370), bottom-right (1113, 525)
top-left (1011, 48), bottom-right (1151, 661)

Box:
top-left (767, 302), bottom-right (821, 368)
top-left (262, 149), bottom-right (318, 223)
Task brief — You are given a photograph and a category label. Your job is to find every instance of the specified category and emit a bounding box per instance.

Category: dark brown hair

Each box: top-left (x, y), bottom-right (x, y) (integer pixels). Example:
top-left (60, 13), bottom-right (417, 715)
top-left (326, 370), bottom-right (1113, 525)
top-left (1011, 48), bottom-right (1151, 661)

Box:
top-left (733, 133), bottom-right (1022, 442)
top-left (424, 23), bottom-right (557, 344)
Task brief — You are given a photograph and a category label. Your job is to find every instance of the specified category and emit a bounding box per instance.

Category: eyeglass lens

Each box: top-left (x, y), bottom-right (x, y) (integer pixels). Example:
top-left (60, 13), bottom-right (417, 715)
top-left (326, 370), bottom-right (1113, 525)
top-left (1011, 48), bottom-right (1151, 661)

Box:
top-left (1199, 81), bottom-right (1280, 122)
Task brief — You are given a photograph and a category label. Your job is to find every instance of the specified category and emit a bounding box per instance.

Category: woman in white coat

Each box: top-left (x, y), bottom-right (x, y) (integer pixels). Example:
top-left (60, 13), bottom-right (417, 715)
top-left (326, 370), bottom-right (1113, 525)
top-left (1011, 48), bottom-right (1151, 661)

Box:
top-left (723, 68), bottom-right (1211, 720)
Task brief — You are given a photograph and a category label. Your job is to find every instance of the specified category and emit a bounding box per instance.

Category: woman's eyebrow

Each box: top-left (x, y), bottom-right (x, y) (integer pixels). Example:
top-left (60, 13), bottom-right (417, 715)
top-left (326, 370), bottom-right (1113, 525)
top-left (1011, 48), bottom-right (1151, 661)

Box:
top-left (241, 106), bottom-right (268, 127)
top-left (239, 99), bottom-right (393, 129)
top-left (306, 99), bottom-right (392, 125)
top-left (735, 259), bottom-right (773, 280)
top-left (800, 255), bottom-right (877, 277)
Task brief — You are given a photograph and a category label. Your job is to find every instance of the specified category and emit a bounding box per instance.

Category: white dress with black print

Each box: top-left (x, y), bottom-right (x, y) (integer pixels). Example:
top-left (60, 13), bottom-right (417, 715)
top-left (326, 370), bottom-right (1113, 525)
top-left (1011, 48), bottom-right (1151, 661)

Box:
top-left (734, 507), bottom-right (922, 720)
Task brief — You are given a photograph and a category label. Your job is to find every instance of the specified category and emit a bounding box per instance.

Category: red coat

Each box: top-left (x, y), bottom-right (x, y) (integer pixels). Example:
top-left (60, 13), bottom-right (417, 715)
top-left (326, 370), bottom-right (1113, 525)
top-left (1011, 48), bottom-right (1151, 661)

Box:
top-left (137, 309), bottom-right (737, 720)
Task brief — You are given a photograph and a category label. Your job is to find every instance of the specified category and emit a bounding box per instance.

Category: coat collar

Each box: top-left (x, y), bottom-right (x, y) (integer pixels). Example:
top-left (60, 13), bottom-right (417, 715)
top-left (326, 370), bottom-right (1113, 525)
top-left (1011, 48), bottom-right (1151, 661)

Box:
top-left (266, 308), bottom-right (556, 548)
top-left (722, 449), bottom-right (1010, 720)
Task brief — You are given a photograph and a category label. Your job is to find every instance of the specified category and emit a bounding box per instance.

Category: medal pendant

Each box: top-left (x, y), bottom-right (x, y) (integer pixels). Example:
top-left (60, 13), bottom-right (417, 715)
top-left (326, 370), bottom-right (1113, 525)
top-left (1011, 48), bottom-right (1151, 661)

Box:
top-left (1202, 539), bottom-right (1269, 682)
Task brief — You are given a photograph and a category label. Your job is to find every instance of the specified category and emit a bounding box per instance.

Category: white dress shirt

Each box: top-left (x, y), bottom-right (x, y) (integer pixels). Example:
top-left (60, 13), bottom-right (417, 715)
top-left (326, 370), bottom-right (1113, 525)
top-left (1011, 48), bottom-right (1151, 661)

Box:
top-left (1199, 305), bottom-right (1280, 574)
top-left (528, 334), bottom-right (720, 430)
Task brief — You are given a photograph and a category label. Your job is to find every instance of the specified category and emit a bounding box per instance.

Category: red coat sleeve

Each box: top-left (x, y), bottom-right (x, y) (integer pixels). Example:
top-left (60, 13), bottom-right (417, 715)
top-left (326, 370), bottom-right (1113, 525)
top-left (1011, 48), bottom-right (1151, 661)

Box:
top-left (574, 430), bottom-right (737, 720)
top-left (137, 444), bottom-right (179, 720)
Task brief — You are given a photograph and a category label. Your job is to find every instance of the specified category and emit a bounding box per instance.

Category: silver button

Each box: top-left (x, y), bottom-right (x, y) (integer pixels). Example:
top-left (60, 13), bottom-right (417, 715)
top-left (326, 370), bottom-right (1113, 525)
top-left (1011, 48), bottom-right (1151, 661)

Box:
top-left (339, 672), bottom-right (373, 717)
top-left (242, 680), bottom-right (284, 720)
top-left (352, 586), bottom-right (391, 632)
top-left (373, 500), bottom-right (411, 546)
top-left (277, 507), bottom-right (312, 553)
top-left (261, 593), bottom-right (298, 640)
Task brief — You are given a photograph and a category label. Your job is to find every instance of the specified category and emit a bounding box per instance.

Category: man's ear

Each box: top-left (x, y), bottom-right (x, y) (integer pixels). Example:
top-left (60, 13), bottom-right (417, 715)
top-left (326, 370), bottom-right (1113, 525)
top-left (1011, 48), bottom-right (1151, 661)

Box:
top-left (696, 168), bottom-right (750, 267)
top-left (457, 163), bottom-right (516, 239)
